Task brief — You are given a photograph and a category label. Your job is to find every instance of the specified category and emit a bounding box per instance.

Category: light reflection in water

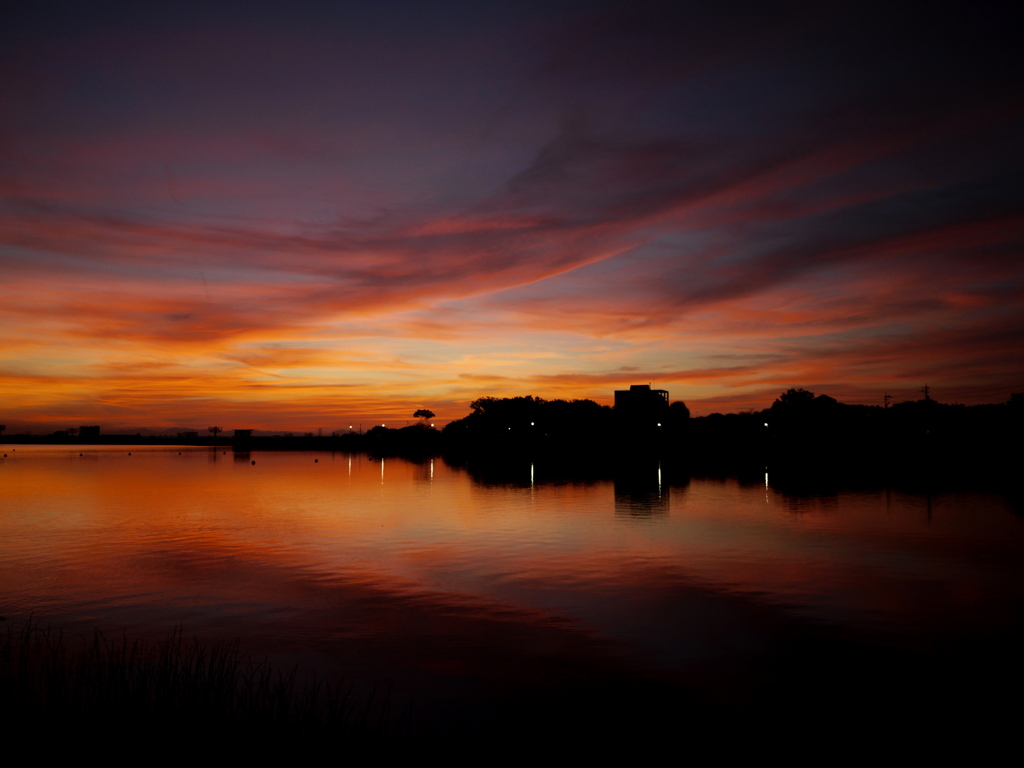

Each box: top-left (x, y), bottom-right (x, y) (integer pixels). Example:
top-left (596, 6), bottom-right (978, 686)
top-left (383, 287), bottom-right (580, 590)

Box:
top-left (1, 447), bottom-right (1018, 631)
top-left (1, 445), bottom-right (1022, 737)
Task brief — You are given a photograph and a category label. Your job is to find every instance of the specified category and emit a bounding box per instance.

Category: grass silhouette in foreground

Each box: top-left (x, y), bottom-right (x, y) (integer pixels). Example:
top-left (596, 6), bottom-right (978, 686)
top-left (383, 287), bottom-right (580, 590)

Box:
top-left (0, 618), bottom-right (405, 754)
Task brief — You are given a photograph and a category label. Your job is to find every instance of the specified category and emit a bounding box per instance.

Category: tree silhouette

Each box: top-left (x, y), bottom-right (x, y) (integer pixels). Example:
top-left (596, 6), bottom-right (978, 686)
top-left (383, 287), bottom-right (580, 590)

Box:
top-left (208, 426), bottom-right (222, 442)
top-left (413, 409), bottom-right (435, 422)
top-left (774, 388), bottom-right (815, 409)
top-left (669, 400), bottom-right (690, 421)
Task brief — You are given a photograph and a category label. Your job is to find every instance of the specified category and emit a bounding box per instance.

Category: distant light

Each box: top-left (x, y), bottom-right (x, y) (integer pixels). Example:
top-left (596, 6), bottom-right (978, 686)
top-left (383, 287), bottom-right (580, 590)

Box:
top-left (382, 424), bottom-right (386, 427)
top-left (656, 423), bottom-right (661, 427)
top-left (530, 422), bottom-right (535, 426)
top-left (764, 422), bottom-right (769, 427)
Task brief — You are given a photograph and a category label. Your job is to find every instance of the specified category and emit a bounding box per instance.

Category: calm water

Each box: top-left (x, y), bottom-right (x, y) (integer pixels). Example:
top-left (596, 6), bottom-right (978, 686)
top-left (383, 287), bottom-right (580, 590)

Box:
top-left (3, 445), bottom-right (1023, 742)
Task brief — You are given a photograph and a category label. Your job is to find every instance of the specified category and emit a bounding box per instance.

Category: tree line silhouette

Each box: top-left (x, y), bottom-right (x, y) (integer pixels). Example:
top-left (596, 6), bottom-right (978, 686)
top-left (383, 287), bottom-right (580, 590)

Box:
top-left (357, 388), bottom-right (1024, 475)
top-left (5, 389), bottom-right (1022, 475)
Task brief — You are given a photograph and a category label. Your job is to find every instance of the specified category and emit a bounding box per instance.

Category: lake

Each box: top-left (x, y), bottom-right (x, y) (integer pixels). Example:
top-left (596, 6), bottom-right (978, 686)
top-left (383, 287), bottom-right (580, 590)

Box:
top-left (2, 444), bottom-right (1022, 751)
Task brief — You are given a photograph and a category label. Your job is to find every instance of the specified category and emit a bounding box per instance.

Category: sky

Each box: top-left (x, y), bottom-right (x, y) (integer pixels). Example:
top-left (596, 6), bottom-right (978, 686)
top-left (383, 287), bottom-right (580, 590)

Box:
top-left (2, 0), bottom-right (1023, 431)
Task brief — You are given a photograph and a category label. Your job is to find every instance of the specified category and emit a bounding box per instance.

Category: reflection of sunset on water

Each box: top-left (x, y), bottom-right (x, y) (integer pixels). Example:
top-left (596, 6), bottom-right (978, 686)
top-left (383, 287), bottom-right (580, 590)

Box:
top-left (3, 448), bottom-right (1020, 662)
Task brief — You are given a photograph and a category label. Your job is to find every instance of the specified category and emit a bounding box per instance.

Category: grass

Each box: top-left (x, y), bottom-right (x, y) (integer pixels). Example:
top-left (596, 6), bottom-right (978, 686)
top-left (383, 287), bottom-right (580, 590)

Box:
top-left (0, 618), bottom-right (405, 754)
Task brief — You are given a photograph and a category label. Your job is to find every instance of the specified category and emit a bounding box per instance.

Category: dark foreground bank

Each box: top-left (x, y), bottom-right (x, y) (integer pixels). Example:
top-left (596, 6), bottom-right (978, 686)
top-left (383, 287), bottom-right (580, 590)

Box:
top-left (0, 619), bottom-right (405, 757)
top-left (3, 615), bottom-right (1019, 760)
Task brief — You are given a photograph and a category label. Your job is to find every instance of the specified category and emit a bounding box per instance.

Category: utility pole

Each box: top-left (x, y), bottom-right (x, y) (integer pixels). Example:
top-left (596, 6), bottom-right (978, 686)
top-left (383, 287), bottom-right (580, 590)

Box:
top-left (922, 384), bottom-right (930, 401)
top-left (884, 393), bottom-right (891, 409)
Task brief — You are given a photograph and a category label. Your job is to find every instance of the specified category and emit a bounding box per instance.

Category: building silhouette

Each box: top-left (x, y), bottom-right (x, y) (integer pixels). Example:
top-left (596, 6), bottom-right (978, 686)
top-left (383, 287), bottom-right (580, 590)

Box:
top-left (614, 385), bottom-right (669, 427)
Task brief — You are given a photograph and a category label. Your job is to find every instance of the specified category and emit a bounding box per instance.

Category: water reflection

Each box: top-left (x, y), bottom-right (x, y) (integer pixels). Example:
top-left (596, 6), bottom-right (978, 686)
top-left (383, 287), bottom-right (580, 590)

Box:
top-left (1, 446), bottom-right (1021, 747)
top-left (613, 461), bottom-right (670, 519)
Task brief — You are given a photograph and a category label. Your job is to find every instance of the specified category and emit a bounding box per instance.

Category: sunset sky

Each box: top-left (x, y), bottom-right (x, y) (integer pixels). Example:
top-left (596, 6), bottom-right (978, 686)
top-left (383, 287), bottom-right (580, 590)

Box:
top-left (2, 0), bottom-right (1022, 431)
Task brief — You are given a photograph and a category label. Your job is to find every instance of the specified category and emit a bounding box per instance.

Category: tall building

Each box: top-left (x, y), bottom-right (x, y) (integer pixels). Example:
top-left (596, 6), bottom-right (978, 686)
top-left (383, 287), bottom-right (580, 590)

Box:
top-left (614, 384), bottom-right (669, 427)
